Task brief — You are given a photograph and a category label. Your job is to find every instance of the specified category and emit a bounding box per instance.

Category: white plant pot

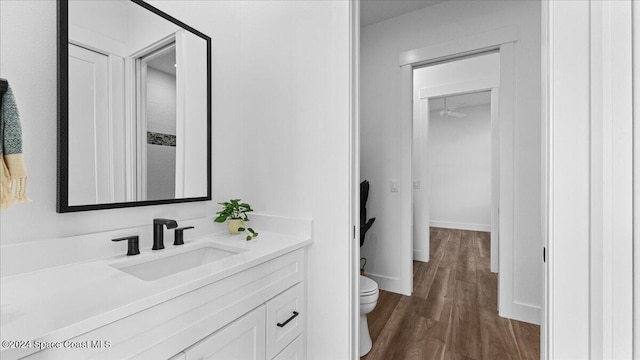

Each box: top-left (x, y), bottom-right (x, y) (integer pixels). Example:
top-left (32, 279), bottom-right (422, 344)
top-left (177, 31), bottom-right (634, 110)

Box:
top-left (227, 219), bottom-right (244, 234)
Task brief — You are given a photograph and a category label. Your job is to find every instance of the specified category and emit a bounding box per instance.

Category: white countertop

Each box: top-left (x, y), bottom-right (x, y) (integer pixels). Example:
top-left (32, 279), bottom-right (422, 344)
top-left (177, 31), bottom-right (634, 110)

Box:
top-left (0, 230), bottom-right (312, 353)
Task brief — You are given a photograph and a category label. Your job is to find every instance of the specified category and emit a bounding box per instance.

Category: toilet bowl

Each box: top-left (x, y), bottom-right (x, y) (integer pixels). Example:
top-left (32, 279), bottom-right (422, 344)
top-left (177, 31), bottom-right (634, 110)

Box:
top-left (359, 275), bottom-right (379, 357)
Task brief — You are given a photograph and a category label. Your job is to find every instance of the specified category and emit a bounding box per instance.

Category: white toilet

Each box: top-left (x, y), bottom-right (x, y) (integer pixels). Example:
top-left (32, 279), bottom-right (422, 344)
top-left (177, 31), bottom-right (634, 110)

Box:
top-left (359, 275), bottom-right (379, 357)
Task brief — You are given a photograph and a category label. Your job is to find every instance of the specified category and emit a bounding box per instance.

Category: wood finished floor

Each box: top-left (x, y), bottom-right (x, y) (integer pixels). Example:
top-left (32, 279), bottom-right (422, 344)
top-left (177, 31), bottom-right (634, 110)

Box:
top-left (362, 227), bottom-right (540, 360)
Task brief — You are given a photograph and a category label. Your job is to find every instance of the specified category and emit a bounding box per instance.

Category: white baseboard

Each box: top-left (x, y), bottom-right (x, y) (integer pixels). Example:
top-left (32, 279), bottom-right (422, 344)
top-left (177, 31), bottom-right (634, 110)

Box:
top-left (413, 249), bottom-right (429, 262)
top-left (429, 220), bottom-right (491, 232)
top-left (363, 272), bottom-right (410, 296)
top-left (500, 301), bottom-right (541, 325)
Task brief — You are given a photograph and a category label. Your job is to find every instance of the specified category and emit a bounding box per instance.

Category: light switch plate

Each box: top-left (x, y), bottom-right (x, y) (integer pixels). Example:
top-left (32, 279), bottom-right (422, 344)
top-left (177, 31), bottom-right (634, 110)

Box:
top-left (390, 180), bottom-right (399, 192)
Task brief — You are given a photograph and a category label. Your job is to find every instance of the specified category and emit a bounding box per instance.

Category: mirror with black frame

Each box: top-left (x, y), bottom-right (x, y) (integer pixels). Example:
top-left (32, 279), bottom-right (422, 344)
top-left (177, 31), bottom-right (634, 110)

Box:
top-left (57, 0), bottom-right (211, 212)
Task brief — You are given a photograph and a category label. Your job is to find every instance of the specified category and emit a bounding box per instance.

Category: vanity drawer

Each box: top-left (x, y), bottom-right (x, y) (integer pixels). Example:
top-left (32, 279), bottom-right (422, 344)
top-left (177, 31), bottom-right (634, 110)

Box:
top-left (266, 283), bottom-right (305, 359)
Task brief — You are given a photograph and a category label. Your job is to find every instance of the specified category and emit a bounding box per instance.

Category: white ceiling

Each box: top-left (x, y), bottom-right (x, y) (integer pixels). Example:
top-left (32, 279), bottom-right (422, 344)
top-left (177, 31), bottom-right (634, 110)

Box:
top-left (360, 0), bottom-right (445, 27)
top-left (147, 50), bottom-right (176, 76)
top-left (428, 91), bottom-right (491, 112)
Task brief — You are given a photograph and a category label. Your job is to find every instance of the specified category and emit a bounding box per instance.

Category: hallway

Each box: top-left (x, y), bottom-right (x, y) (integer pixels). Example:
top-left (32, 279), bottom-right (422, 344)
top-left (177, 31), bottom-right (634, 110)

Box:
top-left (362, 228), bottom-right (540, 359)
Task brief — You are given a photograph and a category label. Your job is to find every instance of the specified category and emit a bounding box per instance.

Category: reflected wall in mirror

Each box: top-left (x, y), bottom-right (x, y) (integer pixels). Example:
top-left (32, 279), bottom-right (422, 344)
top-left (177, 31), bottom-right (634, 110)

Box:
top-left (58, 0), bottom-right (211, 212)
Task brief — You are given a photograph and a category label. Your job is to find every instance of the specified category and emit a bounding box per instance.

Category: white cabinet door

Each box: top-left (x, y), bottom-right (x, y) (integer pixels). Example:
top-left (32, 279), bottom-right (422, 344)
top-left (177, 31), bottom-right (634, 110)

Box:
top-left (184, 306), bottom-right (266, 360)
top-left (168, 353), bottom-right (186, 360)
top-left (272, 336), bottom-right (304, 360)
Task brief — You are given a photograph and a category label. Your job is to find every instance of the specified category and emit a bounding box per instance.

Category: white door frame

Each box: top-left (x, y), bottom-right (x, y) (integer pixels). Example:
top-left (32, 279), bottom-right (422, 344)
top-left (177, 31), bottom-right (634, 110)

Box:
top-left (634, 1), bottom-right (640, 357)
top-left (349, 0), bottom-right (360, 359)
top-left (415, 84), bottom-right (500, 272)
top-left (399, 28), bottom-right (519, 321)
top-left (544, 0), bottom-right (634, 358)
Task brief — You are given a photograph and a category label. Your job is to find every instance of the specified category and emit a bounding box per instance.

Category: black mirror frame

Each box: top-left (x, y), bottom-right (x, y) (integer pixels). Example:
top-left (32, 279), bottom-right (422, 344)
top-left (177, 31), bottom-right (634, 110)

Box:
top-left (57, 0), bottom-right (212, 213)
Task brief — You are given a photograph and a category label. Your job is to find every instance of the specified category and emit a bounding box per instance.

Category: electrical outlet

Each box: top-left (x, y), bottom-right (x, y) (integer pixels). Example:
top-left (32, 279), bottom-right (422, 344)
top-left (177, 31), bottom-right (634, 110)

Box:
top-left (413, 181), bottom-right (421, 189)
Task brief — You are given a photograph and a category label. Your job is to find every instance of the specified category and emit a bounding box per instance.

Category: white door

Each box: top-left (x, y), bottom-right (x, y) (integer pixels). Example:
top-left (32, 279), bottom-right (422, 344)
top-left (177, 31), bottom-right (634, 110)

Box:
top-left (184, 306), bottom-right (266, 360)
top-left (68, 43), bottom-right (111, 205)
top-left (412, 97), bottom-right (430, 262)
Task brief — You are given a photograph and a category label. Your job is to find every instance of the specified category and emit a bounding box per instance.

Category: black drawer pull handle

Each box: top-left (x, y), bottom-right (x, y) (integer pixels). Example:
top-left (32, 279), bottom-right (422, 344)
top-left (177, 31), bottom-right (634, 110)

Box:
top-left (277, 311), bottom-right (299, 328)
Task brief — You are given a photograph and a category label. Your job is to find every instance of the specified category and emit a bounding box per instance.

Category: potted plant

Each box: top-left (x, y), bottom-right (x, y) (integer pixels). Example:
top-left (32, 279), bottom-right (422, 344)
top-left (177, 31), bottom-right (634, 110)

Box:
top-left (214, 199), bottom-right (259, 240)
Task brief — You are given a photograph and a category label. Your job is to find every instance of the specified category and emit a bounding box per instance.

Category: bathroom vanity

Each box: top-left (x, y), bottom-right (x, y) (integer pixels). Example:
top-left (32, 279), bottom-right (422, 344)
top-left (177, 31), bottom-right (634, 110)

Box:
top-left (0, 218), bottom-right (312, 360)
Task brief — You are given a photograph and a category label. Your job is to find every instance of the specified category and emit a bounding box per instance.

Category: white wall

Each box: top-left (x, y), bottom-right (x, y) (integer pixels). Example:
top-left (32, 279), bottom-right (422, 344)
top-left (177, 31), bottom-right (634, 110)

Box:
top-left (146, 67), bottom-right (177, 135)
top-left (147, 144), bottom-right (177, 200)
top-left (68, 0), bottom-right (180, 58)
top-left (413, 52), bottom-right (500, 92)
top-left (428, 104), bottom-right (491, 230)
top-left (360, 0), bottom-right (542, 317)
top-left (68, 0), bottom-right (128, 53)
top-left (238, 2), bottom-right (351, 359)
top-left (0, 0), bottom-right (243, 245)
top-left (125, 2), bottom-right (179, 56)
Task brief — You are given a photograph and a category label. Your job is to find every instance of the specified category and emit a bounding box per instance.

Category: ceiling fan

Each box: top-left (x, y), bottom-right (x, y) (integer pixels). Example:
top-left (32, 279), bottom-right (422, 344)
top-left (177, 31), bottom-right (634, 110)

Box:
top-left (439, 97), bottom-right (467, 118)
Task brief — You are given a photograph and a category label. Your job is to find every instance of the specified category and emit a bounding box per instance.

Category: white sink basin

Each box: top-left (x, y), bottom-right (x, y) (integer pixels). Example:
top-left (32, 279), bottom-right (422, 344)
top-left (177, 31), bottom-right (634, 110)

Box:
top-left (112, 243), bottom-right (241, 281)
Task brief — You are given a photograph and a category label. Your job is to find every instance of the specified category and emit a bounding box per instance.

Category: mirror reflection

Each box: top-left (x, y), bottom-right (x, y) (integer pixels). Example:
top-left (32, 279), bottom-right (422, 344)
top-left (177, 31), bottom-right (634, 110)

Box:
top-left (144, 45), bottom-right (178, 201)
top-left (65, 0), bottom-right (209, 208)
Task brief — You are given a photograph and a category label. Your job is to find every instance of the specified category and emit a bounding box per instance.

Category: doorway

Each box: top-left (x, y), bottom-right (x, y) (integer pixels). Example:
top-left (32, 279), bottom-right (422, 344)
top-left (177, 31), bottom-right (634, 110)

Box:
top-left (395, 29), bottom-right (534, 324)
top-left (135, 42), bottom-right (178, 201)
top-left (360, 27), bottom-right (541, 359)
top-left (400, 28), bottom-right (542, 324)
top-left (412, 52), bottom-right (500, 280)
top-left (416, 90), bottom-right (497, 260)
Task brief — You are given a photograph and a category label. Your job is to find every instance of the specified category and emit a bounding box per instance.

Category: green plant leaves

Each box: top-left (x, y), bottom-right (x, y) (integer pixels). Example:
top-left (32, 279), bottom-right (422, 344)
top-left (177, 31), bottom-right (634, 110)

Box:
top-left (247, 228), bottom-right (259, 239)
top-left (216, 199), bottom-right (253, 221)
top-left (217, 199), bottom-right (259, 240)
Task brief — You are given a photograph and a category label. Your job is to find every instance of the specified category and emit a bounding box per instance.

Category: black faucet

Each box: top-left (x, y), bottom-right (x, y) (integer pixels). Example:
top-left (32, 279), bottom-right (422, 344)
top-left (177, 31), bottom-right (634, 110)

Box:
top-left (174, 226), bottom-right (195, 246)
top-left (153, 218), bottom-right (178, 250)
top-left (112, 235), bottom-right (140, 256)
